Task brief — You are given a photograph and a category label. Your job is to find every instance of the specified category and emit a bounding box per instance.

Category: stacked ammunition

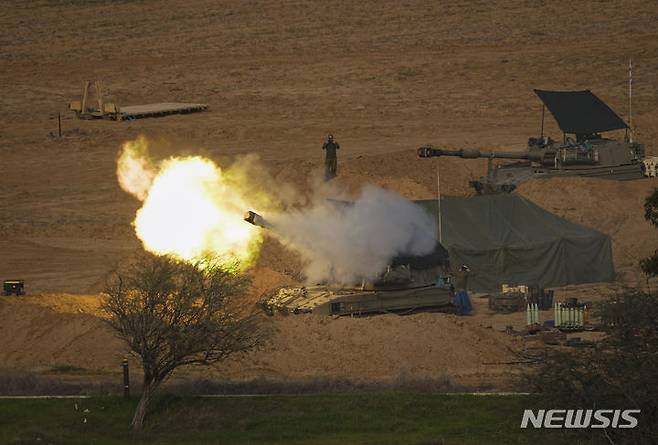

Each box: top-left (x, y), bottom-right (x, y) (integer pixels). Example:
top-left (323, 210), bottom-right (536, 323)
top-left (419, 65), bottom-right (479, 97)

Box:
top-left (554, 302), bottom-right (588, 328)
top-left (526, 300), bottom-right (590, 329)
top-left (526, 303), bottom-right (540, 325)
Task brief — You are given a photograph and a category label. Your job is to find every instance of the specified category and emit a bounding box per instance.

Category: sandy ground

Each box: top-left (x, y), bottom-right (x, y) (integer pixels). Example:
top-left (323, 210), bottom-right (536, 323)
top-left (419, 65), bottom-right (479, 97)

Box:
top-left (1, 0), bottom-right (657, 391)
top-left (0, 293), bottom-right (527, 390)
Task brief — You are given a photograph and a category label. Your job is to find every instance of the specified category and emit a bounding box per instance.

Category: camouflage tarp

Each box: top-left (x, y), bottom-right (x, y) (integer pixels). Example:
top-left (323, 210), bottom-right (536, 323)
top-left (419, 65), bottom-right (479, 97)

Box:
top-left (415, 194), bottom-right (615, 291)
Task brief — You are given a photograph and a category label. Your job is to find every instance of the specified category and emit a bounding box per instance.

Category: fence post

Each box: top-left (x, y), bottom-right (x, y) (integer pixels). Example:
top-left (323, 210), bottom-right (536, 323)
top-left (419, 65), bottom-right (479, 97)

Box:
top-left (122, 358), bottom-right (130, 398)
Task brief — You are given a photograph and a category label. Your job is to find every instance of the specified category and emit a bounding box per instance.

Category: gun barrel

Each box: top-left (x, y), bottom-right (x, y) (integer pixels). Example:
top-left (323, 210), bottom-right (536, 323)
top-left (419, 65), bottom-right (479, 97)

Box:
top-left (417, 145), bottom-right (542, 161)
top-left (243, 210), bottom-right (273, 229)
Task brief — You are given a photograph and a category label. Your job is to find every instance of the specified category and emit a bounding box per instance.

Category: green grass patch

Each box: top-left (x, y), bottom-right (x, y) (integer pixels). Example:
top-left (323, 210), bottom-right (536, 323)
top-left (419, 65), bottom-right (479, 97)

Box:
top-left (0, 393), bottom-right (559, 445)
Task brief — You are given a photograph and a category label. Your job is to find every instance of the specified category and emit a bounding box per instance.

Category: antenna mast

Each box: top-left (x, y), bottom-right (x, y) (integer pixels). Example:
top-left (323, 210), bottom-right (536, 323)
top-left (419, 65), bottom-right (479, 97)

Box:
top-left (629, 57), bottom-right (633, 143)
top-left (436, 162), bottom-right (442, 243)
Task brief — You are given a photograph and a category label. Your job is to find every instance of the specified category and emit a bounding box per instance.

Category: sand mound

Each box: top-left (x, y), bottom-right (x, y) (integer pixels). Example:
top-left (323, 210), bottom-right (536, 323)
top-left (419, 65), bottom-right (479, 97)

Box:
top-left (0, 295), bottom-right (123, 371)
top-left (218, 308), bottom-right (520, 387)
top-left (0, 294), bottom-right (521, 388)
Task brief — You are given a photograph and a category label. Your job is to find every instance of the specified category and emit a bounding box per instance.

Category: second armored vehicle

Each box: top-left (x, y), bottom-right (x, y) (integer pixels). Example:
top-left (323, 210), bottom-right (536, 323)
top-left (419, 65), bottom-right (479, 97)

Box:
top-left (418, 89), bottom-right (656, 193)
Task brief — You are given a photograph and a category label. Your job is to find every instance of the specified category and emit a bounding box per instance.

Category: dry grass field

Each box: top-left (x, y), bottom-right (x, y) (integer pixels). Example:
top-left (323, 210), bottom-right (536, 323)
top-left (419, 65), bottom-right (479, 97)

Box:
top-left (1, 0), bottom-right (657, 390)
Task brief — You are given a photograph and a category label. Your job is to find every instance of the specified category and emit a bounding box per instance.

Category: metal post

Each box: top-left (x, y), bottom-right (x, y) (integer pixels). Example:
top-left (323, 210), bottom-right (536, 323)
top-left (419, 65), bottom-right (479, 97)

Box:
top-left (122, 359), bottom-right (130, 398)
top-left (58, 113), bottom-right (62, 137)
top-left (628, 58), bottom-right (633, 143)
top-left (540, 105), bottom-right (545, 138)
top-left (436, 162), bottom-right (442, 243)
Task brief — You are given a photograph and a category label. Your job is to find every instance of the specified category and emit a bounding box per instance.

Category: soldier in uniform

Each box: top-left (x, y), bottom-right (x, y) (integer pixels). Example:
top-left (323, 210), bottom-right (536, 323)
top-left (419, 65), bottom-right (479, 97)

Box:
top-left (451, 265), bottom-right (473, 314)
top-left (322, 134), bottom-right (340, 180)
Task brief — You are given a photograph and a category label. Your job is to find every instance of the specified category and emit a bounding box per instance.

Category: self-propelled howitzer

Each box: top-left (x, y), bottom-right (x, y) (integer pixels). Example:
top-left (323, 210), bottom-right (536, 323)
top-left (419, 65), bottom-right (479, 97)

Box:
top-left (417, 89), bottom-right (656, 194)
top-left (418, 139), bottom-right (646, 194)
top-left (243, 210), bottom-right (454, 316)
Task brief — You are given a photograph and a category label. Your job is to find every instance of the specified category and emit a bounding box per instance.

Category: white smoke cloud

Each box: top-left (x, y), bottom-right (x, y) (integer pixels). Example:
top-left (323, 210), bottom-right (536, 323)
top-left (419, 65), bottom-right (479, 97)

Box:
top-left (267, 184), bottom-right (437, 284)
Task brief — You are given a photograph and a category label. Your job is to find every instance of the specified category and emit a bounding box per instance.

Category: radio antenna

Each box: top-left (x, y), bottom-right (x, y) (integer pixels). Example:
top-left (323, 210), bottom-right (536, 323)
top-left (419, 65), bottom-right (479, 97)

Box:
top-left (436, 161), bottom-right (442, 243)
top-left (628, 57), bottom-right (633, 143)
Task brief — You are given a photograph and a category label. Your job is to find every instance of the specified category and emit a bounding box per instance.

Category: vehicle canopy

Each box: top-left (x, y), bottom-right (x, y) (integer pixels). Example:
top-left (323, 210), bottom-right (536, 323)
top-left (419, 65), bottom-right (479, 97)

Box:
top-left (534, 89), bottom-right (628, 136)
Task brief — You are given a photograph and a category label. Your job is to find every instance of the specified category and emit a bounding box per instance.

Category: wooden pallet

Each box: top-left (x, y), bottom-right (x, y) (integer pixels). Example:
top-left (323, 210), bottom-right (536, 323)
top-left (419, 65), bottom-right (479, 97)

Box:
top-left (488, 293), bottom-right (525, 312)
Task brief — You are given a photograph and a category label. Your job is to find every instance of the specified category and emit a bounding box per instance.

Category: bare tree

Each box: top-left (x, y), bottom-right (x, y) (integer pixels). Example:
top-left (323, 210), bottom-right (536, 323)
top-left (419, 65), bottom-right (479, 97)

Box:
top-left (102, 254), bottom-right (265, 430)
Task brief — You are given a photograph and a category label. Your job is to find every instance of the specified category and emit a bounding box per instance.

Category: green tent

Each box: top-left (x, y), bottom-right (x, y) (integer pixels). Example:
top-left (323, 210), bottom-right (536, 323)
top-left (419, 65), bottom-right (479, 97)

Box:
top-left (415, 194), bottom-right (615, 292)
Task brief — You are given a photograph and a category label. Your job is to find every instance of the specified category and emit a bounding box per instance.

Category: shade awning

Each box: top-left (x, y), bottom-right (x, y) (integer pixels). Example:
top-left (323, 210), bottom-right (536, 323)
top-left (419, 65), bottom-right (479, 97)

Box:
top-left (534, 89), bottom-right (628, 135)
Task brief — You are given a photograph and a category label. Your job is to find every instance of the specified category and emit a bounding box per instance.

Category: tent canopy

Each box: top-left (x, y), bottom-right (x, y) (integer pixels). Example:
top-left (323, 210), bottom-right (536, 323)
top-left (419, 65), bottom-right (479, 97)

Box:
top-left (534, 89), bottom-right (628, 135)
top-left (415, 194), bottom-right (615, 292)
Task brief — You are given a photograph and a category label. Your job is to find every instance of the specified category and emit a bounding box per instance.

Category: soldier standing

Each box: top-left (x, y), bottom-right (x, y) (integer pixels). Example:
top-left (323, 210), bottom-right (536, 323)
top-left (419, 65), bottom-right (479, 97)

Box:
top-left (322, 134), bottom-right (340, 180)
top-left (451, 265), bottom-right (473, 315)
